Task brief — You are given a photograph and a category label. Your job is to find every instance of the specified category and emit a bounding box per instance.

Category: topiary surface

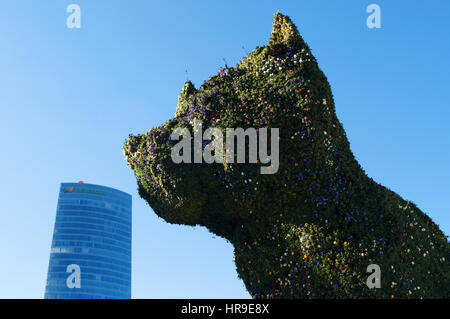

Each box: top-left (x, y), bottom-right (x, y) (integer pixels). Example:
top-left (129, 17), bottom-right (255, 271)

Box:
top-left (124, 13), bottom-right (449, 298)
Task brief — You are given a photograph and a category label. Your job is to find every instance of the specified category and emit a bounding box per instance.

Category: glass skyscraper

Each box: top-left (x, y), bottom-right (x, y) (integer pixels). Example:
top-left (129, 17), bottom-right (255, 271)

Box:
top-left (44, 182), bottom-right (132, 299)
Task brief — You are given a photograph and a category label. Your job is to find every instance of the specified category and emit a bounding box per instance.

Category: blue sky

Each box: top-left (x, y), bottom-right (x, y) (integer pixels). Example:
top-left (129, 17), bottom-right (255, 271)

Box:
top-left (0, 0), bottom-right (448, 298)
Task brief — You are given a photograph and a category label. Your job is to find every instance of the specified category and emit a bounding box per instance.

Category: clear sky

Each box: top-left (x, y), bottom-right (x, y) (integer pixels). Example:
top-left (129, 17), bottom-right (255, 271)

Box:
top-left (0, 0), bottom-right (448, 298)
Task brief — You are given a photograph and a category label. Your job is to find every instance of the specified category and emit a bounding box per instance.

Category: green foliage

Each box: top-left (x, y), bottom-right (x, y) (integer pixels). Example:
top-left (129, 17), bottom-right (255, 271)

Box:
top-left (124, 12), bottom-right (450, 298)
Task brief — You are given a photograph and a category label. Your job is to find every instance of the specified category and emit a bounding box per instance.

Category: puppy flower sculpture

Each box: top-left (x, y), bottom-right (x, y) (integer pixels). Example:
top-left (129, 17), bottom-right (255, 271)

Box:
top-left (124, 13), bottom-right (449, 298)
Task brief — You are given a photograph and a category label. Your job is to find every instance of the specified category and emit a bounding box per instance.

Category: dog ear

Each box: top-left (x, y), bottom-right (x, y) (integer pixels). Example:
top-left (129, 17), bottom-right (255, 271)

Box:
top-left (268, 12), bottom-right (309, 50)
top-left (175, 81), bottom-right (197, 117)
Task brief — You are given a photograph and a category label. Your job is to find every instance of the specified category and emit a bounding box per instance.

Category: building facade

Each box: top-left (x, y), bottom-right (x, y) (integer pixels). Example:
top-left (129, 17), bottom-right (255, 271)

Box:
top-left (44, 182), bottom-right (132, 299)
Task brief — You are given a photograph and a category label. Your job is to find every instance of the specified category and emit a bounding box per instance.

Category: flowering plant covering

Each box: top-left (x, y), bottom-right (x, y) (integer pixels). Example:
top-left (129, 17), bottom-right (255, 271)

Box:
top-left (124, 13), bottom-right (449, 298)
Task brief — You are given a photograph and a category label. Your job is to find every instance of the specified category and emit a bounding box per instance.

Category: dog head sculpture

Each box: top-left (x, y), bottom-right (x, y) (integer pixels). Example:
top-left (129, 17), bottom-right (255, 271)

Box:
top-left (124, 13), bottom-right (449, 298)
